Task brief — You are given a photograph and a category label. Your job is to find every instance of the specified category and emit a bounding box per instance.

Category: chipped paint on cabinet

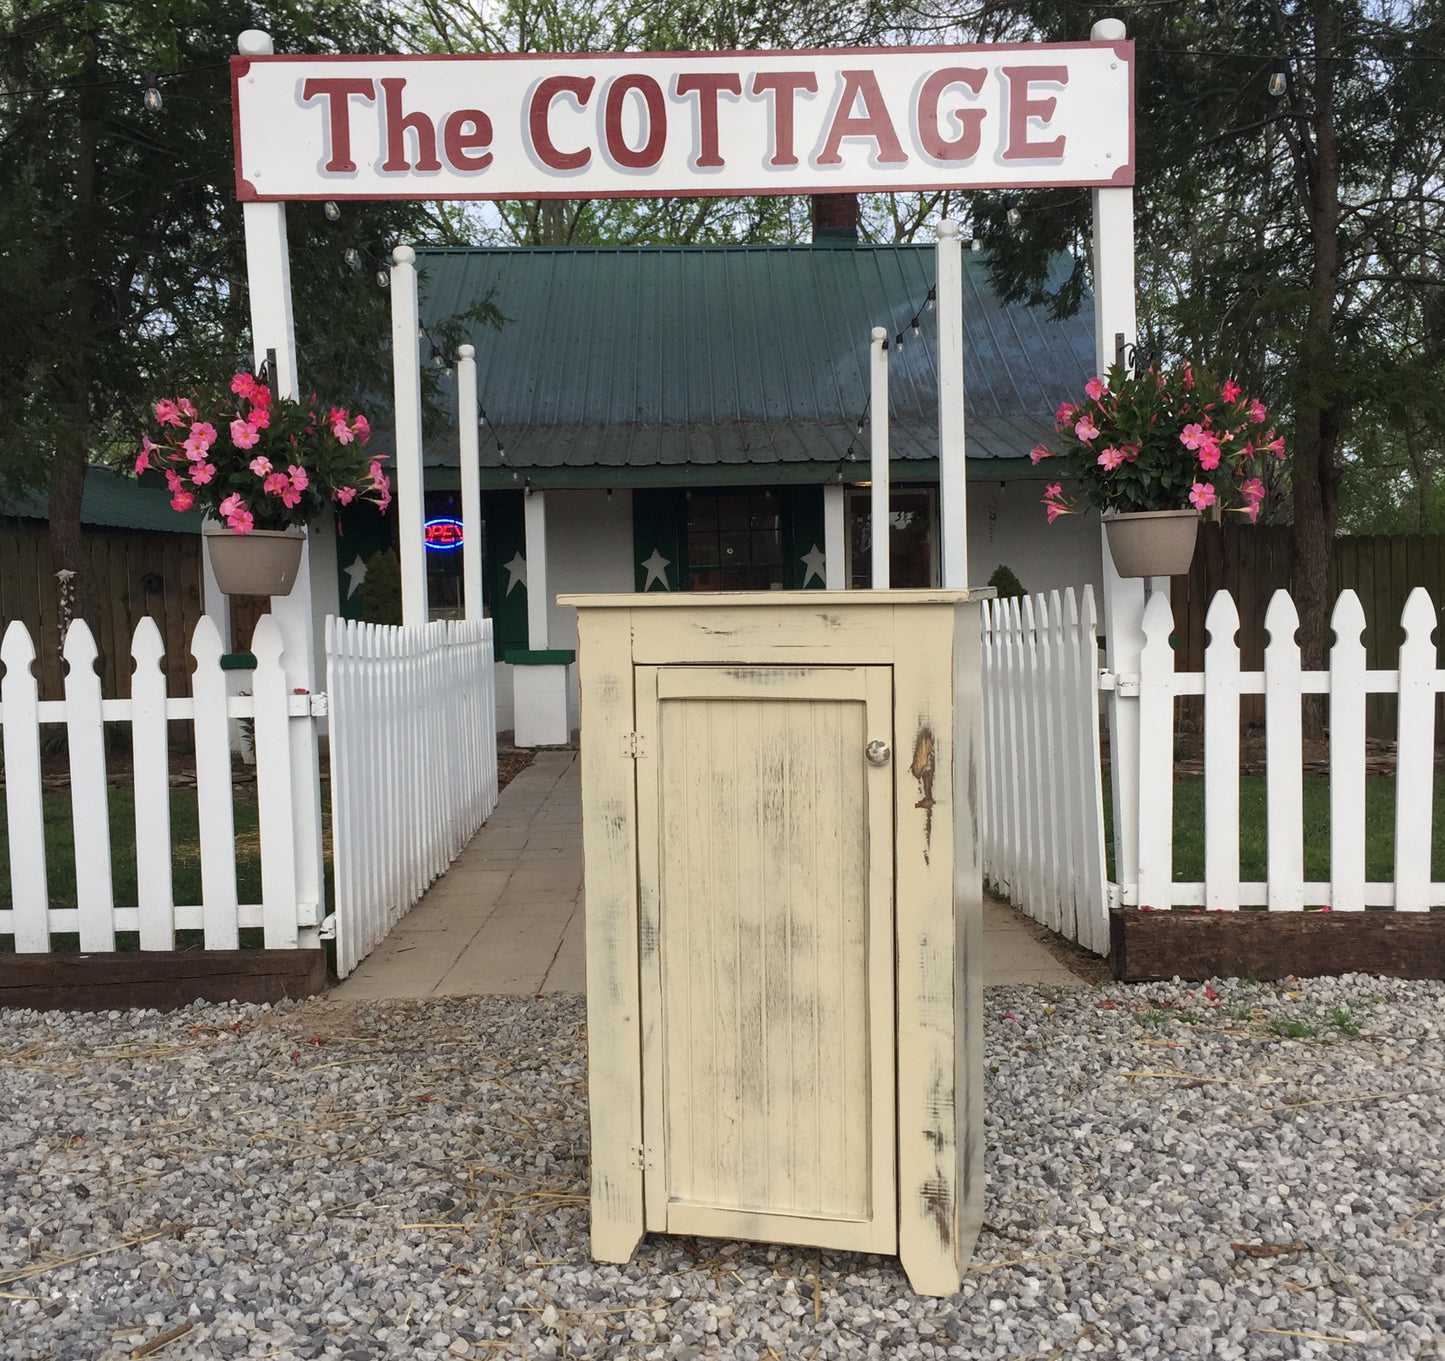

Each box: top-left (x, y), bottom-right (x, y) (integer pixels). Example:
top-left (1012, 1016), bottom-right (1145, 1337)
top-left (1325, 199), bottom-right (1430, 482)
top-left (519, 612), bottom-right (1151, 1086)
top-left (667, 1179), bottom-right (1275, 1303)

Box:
top-left (562, 590), bottom-right (988, 1296)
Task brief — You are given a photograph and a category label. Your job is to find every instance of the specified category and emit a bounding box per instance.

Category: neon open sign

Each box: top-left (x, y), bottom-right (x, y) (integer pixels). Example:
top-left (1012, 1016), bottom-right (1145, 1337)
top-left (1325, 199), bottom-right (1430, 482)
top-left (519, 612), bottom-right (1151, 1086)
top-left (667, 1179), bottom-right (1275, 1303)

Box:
top-left (424, 518), bottom-right (464, 551)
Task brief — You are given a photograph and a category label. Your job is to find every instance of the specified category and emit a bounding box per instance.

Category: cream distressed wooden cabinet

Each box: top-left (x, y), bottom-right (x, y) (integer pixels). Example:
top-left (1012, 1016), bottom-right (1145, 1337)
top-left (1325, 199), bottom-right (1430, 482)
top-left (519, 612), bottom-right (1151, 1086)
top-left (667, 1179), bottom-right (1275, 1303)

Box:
top-left (559, 590), bottom-right (988, 1297)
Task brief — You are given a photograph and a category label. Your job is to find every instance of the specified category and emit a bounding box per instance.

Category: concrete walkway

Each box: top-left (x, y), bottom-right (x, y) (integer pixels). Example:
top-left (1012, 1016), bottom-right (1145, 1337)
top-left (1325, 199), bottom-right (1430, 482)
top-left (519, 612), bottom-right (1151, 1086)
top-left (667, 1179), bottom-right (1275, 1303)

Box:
top-left (334, 750), bottom-right (1093, 1000)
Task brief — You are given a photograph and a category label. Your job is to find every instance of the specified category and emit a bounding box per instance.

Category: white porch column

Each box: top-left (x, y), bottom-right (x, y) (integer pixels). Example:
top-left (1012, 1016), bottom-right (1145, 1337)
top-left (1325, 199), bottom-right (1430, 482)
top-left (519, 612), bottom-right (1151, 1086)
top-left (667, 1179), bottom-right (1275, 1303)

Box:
top-left (456, 344), bottom-right (483, 621)
top-left (936, 220), bottom-right (968, 588)
top-left (823, 482), bottom-right (847, 589)
top-left (237, 27), bottom-right (322, 946)
top-left (869, 326), bottom-right (890, 590)
top-left (523, 488), bottom-right (549, 648)
top-left (1090, 14), bottom-right (1145, 904)
top-left (390, 245), bottom-right (428, 627)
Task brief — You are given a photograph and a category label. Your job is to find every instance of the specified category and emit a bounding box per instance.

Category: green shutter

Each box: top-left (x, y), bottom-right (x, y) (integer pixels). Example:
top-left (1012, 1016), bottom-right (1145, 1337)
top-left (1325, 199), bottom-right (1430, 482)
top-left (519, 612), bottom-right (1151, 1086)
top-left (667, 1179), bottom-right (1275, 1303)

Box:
top-left (632, 488), bottom-right (686, 591)
top-left (783, 486), bottom-right (827, 590)
top-left (483, 491), bottom-right (529, 653)
top-left (334, 503), bottom-right (396, 621)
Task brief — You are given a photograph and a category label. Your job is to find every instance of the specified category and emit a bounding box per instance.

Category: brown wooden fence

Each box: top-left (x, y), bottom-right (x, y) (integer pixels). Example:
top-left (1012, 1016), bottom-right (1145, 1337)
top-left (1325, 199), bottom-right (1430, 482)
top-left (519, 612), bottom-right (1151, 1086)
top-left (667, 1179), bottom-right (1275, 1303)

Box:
top-left (1170, 522), bottom-right (1445, 737)
top-left (0, 522), bottom-right (203, 701)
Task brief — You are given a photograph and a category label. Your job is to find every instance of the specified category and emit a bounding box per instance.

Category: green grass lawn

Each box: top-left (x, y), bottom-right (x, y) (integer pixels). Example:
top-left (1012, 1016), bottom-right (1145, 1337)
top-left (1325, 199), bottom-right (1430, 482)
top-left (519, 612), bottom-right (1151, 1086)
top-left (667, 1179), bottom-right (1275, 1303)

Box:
top-left (0, 785), bottom-right (333, 952)
top-left (1105, 774), bottom-right (1445, 883)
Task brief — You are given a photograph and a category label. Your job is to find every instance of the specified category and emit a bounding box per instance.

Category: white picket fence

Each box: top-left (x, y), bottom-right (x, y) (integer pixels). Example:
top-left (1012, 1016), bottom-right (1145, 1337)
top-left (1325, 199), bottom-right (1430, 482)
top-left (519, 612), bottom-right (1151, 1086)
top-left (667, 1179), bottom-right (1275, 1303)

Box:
top-left (326, 617), bottom-right (498, 977)
top-left (1136, 586), bottom-right (1443, 911)
top-left (0, 614), bottom-right (318, 951)
top-left (980, 588), bottom-right (1110, 955)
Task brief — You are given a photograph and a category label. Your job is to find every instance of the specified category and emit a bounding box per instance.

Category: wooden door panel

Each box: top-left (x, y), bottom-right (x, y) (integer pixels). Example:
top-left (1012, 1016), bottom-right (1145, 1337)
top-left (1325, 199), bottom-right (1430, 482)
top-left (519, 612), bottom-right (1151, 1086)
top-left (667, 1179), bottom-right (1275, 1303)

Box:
top-left (637, 665), bottom-right (895, 1254)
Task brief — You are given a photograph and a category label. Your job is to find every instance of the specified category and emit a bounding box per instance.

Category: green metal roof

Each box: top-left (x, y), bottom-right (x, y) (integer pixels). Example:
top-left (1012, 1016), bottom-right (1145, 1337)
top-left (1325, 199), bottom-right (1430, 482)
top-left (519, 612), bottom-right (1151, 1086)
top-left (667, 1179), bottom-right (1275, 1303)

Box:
top-left (0, 466), bottom-right (203, 533)
top-left (410, 244), bottom-right (1093, 484)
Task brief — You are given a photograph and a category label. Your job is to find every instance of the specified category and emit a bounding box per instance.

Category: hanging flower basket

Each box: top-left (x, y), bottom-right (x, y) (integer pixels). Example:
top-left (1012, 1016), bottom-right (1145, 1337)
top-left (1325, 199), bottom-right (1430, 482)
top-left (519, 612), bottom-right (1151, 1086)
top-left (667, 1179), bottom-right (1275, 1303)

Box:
top-left (204, 526), bottom-right (305, 596)
top-left (1101, 508), bottom-right (1200, 579)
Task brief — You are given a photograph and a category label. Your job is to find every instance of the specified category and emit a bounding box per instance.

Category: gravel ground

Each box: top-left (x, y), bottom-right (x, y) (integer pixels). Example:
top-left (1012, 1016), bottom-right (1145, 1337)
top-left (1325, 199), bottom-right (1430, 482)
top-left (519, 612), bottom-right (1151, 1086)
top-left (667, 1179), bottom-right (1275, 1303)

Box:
top-left (3, 975), bottom-right (1443, 1360)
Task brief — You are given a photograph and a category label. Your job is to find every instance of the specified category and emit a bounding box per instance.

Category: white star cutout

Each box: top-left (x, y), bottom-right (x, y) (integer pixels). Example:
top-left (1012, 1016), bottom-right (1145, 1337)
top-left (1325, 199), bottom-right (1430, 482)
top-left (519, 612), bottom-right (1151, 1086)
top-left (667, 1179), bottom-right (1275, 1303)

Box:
top-left (640, 548), bottom-right (671, 591)
top-left (800, 543), bottom-right (827, 587)
top-left (343, 554), bottom-right (368, 600)
top-left (503, 550), bottom-right (528, 595)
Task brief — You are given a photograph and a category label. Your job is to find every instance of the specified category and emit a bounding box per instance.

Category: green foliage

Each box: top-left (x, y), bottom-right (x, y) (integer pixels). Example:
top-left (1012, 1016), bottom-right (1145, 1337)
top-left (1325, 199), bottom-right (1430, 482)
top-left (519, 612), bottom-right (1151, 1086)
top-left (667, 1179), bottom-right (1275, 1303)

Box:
top-left (1271, 1016), bottom-right (1317, 1040)
top-left (987, 564), bottom-right (1027, 599)
top-left (358, 548), bottom-right (403, 625)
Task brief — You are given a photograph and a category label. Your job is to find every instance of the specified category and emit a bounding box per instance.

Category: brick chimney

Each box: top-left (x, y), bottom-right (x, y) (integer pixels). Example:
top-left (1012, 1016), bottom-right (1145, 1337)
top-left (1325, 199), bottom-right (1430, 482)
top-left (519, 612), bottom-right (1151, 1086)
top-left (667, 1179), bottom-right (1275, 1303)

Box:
top-left (811, 194), bottom-right (859, 247)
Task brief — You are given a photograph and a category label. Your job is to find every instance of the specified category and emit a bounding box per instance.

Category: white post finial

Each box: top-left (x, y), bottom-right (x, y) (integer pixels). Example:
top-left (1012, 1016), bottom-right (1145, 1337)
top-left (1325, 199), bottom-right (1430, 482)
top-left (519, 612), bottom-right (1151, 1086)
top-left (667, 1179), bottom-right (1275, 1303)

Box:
top-left (237, 30), bottom-right (274, 55)
top-left (1091, 17), bottom-right (1127, 40)
top-left (390, 246), bottom-right (428, 626)
top-left (936, 218), bottom-right (968, 588)
top-left (869, 326), bottom-right (890, 591)
top-left (456, 345), bottom-right (483, 622)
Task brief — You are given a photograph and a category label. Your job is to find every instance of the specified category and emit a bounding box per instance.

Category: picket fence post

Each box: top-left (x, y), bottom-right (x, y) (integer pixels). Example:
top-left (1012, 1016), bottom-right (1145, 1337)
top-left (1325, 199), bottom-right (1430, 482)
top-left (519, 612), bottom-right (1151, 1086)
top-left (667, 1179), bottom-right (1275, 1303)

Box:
top-left (1395, 588), bottom-right (1437, 910)
top-left (1328, 592), bottom-right (1368, 911)
top-left (130, 617), bottom-right (175, 949)
top-left (2, 620), bottom-right (49, 949)
top-left (1264, 592), bottom-right (1304, 911)
top-left (1135, 591), bottom-right (1175, 910)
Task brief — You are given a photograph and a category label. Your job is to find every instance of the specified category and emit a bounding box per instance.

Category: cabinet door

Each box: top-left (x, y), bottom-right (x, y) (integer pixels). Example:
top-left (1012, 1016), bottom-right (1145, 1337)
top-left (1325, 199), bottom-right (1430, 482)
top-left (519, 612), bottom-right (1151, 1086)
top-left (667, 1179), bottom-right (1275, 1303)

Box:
top-left (635, 665), bottom-right (896, 1253)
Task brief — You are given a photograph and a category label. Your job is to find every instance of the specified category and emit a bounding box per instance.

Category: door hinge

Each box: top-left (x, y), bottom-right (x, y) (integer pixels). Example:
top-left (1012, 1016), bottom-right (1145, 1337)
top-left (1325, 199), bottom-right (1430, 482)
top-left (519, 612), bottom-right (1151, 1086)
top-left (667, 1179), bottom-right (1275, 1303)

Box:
top-left (632, 1143), bottom-right (654, 1170)
top-left (620, 732), bottom-right (648, 759)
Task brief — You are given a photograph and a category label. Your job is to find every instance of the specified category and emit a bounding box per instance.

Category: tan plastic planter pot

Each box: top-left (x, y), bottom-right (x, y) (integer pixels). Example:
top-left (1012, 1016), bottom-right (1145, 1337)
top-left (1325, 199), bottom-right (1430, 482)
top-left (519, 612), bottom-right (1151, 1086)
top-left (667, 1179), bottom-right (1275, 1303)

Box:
top-left (204, 526), bottom-right (305, 596)
top-left (1102, 508), bottom-right (1200, 578)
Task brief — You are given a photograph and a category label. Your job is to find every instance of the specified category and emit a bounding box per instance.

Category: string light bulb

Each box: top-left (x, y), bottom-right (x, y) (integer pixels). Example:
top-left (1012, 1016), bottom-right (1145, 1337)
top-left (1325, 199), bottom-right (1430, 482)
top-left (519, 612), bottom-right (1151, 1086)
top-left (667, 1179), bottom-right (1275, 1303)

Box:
top-left (323, 200), bottom-right (342, 223)
top-left (344, 239), bottom-right (361, 271)
top-left (971, 236), bottom-right (983, 252)
top-left (894, 334), bottom-right (904, 353)
top-left (141, 73), bottom-right (163, 112)
top-left (1268, 56), bottom-right (1288, 97)
top-left (1006, 202), bottom-right (1022, 229)
top-left (375, 266), bottom-right (390, 289)
top-left (911, 318), bottom-right (921, 338)
top-left (926, 287), bottom-right (936, 311)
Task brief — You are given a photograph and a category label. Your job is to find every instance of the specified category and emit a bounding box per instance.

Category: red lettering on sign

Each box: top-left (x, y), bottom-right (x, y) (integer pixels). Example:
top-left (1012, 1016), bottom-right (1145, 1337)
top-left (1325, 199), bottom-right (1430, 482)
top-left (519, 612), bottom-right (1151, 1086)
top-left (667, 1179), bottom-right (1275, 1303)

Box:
top-left (604, 75), bottom-right (667, 170)
top-left (444, 110), bottom-right (494, 170)
top-left (815, 70), bottom-right (907, 166)
top-left (748, 72), bottom-right (818, 168)
top-left (300, 78), bottom-right (376, 173)
top-left (674, 72), bottom-right (742, 169)
top-left (380, 78), bottom-right (442, 172)
top-left (528, 76), bottom-right (596, 171)
top-left (1001, 66), bottom-right (1067, 160)
top-left (916, 68), bottom-right (986, 163)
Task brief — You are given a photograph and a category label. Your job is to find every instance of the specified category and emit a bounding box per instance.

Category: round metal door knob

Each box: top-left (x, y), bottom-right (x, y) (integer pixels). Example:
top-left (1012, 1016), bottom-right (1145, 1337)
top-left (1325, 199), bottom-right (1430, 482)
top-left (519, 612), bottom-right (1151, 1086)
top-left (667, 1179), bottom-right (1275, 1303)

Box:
top-left (866, 740), bottom-right (891, 767)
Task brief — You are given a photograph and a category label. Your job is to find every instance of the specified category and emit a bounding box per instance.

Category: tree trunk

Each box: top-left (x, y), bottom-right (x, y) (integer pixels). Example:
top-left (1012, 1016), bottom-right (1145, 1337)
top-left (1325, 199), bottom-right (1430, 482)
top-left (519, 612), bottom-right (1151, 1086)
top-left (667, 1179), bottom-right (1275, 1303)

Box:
top-left (1289, 0), bottom-right (1343, 736)
top-left (50, 20), bottom-right (103, 650)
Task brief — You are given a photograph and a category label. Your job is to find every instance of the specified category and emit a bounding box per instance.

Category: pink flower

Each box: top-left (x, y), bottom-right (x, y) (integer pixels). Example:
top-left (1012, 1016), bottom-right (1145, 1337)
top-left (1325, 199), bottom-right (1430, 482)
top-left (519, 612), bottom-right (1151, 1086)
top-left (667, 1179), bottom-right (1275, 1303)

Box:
top-left (287, 464), bottom-right (309, 491)
top-left (1180, 423), bottom-right (1212, 451)
top-left (263, 472), bottom-right (290, 498)
top-left (1074, 416), bottom-right (1099, 442)
top-left (279, 481), bottom-right (303, 509)
top-left (1196, 440), bottom-right (1222, 471)
top-left (189, 461), bottom-right (216, 485)
top-left (250, 406), bottom-right (271, 430)
top-left (1266, 435), bottom-right (1285, 457)
top-left (368, 460), bottom-right (386, 486)
top-left (230, 373), bottom-right (260, 400)
top-left (1029, 444), bottom-right (1052, 465)
top-left (1183, 364), bottom-right (1195, 389)
top-left (230, 418), bottom-right (260, 449)
top-left (1096, 446), bottom-right (1127, 471)
top-left (1248, 399), bottom-right (1267, 424)
top-left (178, 397), bottom-right (197, 419)
top-left (1240, 477), bottom-right (1266, 522)
top-left (249, 455), bottom-right (272, 477)
top-left (334, 486), bottom-right (357, 505)
top-left (332, 421), bottom-right (354, 444)
top-left (154, 399), bottom-right (185, 427)
top-left (1045, 501), bottom-right (1072, 523)
top-left (1054, 401), bottom-right (1076, 426)
top-left (351, 414), bottom-right (370, 442)
top-left (227, 509), bottom-right (255, 534)
top-left (170, 491), bottom-right (195, 512)
top-left (164, 470), bottom-right (182, 493)
top-left (1044, 482), bottom-right (1063, 498)
top-left (1188, 481), bottom-right (1216, 511)
top-left (1220, 379), bottom-right (1241, 402)
top-left (218, 492), bottom-right (245, 519)
top-left (135, 436), bottom-right (158, 474)
top-left (1085, 376), bottom-right (1108, 401)
top-left (249, 386), bottom-right (272, 410)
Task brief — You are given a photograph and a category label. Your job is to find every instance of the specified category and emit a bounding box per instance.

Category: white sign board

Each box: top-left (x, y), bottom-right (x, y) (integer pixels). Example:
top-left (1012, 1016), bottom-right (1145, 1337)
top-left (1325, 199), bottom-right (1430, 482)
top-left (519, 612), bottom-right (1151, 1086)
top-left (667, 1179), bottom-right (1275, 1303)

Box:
top-left (233, 43), bottom-right (1133, 201)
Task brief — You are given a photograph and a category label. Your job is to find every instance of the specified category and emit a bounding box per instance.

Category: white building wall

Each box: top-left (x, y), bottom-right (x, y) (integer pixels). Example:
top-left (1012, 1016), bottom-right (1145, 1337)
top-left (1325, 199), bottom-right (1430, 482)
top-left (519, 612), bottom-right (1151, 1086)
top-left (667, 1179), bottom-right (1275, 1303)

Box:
top-left (494, 488), bottom-right (635, 736)
top-left (966, 480), bottom-right (1104, 603)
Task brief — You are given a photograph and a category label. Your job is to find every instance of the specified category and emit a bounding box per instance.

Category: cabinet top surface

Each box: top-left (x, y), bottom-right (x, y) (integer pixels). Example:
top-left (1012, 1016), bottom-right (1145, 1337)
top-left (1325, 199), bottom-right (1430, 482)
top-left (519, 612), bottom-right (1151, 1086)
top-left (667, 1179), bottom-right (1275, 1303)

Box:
top-left (558, 588), bottom-right (994, 610)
